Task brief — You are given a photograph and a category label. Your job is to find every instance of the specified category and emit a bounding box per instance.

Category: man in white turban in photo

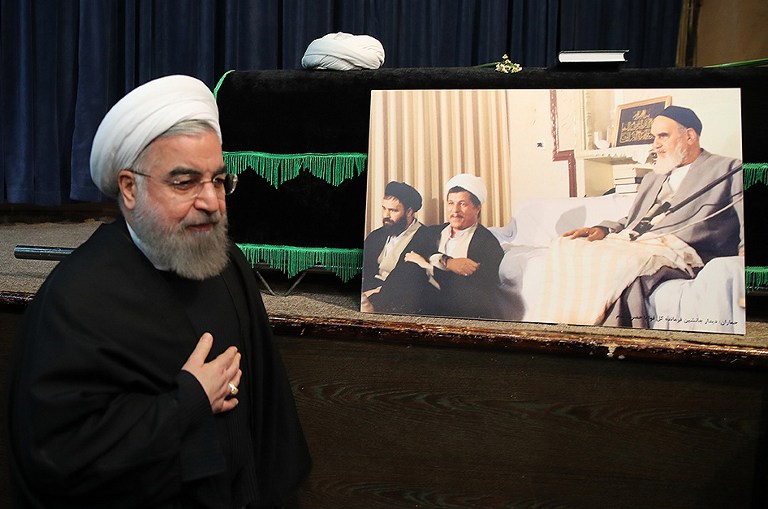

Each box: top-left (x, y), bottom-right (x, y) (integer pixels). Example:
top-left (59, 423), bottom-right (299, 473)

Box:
top-left (8, 75), bottom-right (310, 508)
top-left (403, 173), bottom-right (505, 319)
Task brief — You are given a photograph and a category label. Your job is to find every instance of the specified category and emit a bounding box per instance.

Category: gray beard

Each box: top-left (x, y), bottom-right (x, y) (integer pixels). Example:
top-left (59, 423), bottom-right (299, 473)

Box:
top-left (131, 199), bottom-right (231, 281)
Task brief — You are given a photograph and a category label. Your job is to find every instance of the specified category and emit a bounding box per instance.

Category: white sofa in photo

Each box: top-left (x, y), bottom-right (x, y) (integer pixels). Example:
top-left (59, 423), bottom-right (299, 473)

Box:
top-left (488, 194), bottom-right (746, 334)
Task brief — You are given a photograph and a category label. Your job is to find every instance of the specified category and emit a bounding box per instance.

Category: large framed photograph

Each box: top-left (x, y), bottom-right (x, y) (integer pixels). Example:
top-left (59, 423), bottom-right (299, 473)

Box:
top-left (612, 96), bottom-right (672, 148)
top-left (360, 88), bottom-right (745, 334)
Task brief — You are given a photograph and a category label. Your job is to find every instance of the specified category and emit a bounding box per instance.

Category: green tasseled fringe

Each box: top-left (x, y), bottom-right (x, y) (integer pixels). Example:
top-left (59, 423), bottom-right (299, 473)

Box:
top-left (746, 267), bottom-right (768, 292)
top-left (224, 151), bottom-right (367, 187)
top-left (236, 244), bottom-right (768, 290)
top-left (745, 165), bottom-right (768, 291)
top-left (223, 155), bottom-right (763, 189)
top-left (236, 243), bottom-right (363, 282)
top-left (744, 163), bottom-right (768, 189)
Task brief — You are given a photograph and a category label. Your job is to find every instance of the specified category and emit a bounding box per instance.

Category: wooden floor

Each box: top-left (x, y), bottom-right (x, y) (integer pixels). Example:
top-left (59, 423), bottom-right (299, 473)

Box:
top-left (278, 334), bottom-right (768, 509)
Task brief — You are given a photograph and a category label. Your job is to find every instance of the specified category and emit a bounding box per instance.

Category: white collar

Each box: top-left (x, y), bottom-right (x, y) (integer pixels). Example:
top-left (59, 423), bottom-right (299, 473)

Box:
top-left (667, 161), bottom-right (692, 193)
top-left (449, 222), bottom-right (478, 238)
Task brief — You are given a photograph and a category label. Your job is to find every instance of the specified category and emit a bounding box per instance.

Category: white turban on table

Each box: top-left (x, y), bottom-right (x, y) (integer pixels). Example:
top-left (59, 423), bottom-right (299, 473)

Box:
top-left (445, 173), bottom-right (488, 204)
top-left (89, 75), bottom-right (221, 198)
top-left (301, 32), bottom-right (385, 70)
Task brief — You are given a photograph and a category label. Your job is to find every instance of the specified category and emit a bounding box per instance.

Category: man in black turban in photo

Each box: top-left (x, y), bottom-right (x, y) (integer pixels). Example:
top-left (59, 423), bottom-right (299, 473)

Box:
top-left (559, 105), bottom-right (743, 327)
top-left (361, 180), bottom-right (433, 313)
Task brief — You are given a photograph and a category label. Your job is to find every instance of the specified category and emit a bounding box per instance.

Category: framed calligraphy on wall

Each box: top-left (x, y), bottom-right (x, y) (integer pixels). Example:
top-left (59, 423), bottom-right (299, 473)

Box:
top-left (613, 96), bottom-right (671, 147)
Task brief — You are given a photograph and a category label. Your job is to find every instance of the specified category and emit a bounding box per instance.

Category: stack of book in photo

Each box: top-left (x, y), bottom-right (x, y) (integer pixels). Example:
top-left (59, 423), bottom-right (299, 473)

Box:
top-left (613, 166), bottom-right (651, 194)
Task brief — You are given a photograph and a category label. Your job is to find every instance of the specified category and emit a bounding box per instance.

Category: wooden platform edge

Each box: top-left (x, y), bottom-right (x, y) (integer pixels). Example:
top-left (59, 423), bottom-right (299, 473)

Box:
top-left (270, 314), bottom-right (768, 371)
top-left (5, 290), bottom-right (768, 371)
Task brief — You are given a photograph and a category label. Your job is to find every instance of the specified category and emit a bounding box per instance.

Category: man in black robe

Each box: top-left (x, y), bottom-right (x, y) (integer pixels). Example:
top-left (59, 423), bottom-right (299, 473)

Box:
top-left (361, 181), bottom-right (433, 313)
top-left (403, 173), bottom-right (505, 319)
top-left (7, 75), bottom-right (310, 508)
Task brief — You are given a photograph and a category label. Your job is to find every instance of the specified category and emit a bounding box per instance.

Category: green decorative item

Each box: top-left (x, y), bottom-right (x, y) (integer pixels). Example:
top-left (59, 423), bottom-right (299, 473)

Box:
top-left (705, 58), bottom-right (768, 68)
top-left (224, 151), bottom-right (367, 187)
top-left (744, 163), bottom-right (768, 189)
top-left (213, 69), bottom-right (235, 99)
top-left (744, 164), bottom-right (768, 292)
top-left (745, 163), bottom-right (768, 292)
top-left (237, 243), bottom-right (363, 282)
top-left (746, 267), bottom-right (768, 292)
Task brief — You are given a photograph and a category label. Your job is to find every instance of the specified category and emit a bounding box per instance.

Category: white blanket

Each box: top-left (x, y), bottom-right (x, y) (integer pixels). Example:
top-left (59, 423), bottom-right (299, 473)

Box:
top-left (528, 233), bottom-right (704, 325)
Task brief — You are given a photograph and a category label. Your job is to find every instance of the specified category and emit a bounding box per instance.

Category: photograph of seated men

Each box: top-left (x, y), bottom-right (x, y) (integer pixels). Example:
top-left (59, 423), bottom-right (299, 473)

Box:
top-left (536, 105), bottom-right (743, 327)
top-left (363, 173), bottom-right (504, 320)
top-left (363, 88), bottom-right (743, 334)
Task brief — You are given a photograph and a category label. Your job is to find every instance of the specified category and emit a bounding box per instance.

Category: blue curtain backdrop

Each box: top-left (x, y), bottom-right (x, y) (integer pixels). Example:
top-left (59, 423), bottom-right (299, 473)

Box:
top-left (1, 0), bottom-right (682, 205)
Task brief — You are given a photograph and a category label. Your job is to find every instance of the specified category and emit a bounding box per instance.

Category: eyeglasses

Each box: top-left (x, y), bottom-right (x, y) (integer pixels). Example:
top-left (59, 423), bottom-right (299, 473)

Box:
top-left (129, 169), bottom-right (238, 198)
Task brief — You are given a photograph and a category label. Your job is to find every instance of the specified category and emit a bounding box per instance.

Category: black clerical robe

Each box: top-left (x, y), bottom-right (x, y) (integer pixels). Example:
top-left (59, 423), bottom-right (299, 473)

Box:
top-left (370, 223), bottom-right (505, 319)
top-left (7, 218), bottom-right (310, 508)
top-left (363, 222), bottom-right (436, 313)
top-left (427, 223), bottom-right (505, 319)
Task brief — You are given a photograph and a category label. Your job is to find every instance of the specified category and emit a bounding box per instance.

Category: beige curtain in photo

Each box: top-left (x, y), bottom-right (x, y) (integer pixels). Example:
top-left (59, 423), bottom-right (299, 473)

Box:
top-left (365, 89), bottom-right (515, 235)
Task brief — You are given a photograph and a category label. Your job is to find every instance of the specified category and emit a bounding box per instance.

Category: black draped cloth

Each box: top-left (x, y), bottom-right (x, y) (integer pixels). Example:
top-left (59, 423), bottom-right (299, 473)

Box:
top-left (217, 67), bottom-right (768, 264)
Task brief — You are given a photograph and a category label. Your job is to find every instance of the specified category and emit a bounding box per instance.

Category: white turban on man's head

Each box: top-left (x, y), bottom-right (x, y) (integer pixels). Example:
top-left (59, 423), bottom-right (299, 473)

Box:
top-left (445, 173), bottom-right (487, 205)
top-left (301, 32), bottom-right (385, 70)
top-left (89, 75), bottom-right (221, 198)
